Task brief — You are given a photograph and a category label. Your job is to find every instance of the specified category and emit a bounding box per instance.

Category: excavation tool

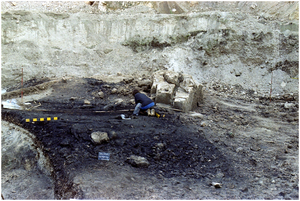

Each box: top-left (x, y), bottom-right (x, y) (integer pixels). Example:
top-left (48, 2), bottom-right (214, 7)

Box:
top-left (155, 112), bottom-right (165, 118)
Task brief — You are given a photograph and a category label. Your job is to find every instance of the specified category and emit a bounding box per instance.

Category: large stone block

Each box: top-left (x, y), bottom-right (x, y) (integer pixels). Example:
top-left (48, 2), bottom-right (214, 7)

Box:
top-left (151, 70), bottom-right (203, 112)
top-left (179, 74), bottom-right (197, 92)
top-left (155, 82), bottom-right (176, 104)
top-left (150, 70), bottom-right (166, 94)
top-left (173, 87), bottom-right (195, 112)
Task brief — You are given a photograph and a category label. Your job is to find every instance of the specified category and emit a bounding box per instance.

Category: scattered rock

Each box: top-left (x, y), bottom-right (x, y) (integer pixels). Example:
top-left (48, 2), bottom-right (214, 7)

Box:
top-left (155, 142), bottom-right (165, 149)
top-left (250, 3), bottom-right (257, 9)
top-left (212, 182), bottom-right (222, 188)
top-left (236, 147), bottom-right (243, 153)
top-left (91, 132), bottom-right (109, 144)
top-left (70, 97), bottom-right (78, 101)
top-left (284, 102), bottom-right (295, 109)
top-left (114, 98), bottom-right (124, 105)
top-left (111, 88), bottom-right (118, 94)
top-left (126, 155), bottom-right (150, 167)
top-left (102, 84), bottom-right (111, 88)
top-left (130, 99), bottom-right (135, 105)
top-left (200, 121), bottom-right (207, 127)
top-left (62, 76), bottom-right (67, 83)
top-left (189, 112), bottom-right (204, 119)
top-left (84, 99), bottom-right (91, 105)
top-left (123, 77), bottom-right (134, 84)
top-left (98, 91), bottom-right (104, 99)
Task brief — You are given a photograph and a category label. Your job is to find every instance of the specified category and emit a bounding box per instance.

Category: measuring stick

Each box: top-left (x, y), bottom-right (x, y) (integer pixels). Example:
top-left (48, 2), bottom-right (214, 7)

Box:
top-left (21, 68), bottom-right (23, 103)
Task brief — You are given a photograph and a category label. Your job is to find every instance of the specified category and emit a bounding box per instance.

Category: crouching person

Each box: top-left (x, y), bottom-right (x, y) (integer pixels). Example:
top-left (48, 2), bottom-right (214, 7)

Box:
top-left (132, 89), bottom-right (155, 116)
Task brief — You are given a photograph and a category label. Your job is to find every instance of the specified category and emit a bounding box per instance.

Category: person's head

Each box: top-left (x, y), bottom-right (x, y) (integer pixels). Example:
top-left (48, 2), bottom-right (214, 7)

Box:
top-left (132, 89), bottom-right (139, 96)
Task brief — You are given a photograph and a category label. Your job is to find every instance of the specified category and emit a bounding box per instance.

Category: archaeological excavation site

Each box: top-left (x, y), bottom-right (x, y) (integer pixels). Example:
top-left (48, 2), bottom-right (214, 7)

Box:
top-left (1, 1), bottom-right (299, 200)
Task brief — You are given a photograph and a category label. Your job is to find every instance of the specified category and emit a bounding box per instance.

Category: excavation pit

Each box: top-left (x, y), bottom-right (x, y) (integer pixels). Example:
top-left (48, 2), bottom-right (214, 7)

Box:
top-left (2, 77), bottom-right (238, 199)
top-left (2, 77), bottom-right (298, 199)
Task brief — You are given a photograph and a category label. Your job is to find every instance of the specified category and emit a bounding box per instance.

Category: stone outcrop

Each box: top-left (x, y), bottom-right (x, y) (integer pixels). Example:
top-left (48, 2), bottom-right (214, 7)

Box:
top-left (151, 70), bottom-right (203, 112)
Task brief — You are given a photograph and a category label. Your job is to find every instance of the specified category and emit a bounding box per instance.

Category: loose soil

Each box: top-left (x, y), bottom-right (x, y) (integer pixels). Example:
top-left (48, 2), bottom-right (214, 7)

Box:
top-left (1, 77), bottom-right (299, 199)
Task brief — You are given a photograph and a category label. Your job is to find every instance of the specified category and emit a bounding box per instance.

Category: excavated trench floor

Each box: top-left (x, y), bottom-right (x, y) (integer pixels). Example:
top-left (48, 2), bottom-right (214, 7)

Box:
top-left (2, 77), bottom-right (299, 199)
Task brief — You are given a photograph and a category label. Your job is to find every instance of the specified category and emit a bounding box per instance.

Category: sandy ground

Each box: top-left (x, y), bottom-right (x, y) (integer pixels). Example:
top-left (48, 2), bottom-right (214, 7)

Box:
top-left (1, 77), bottom-right (298, 199)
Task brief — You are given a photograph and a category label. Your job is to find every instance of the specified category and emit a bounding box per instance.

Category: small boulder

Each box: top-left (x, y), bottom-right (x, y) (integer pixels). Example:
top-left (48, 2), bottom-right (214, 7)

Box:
top-left (84, 99), bottom-right (91, 105)
top-left (98, 91), bottom-right (104, 99)
top-left (212, 182), bottom-right (222, 188)
top-left (111, 88), bottom-right (118, 94)
top-left (108, 131), bottom-right (118, 139)
top-left (91, 132), bottom-right (109, 144)
top-left (155, 143), bottom-right (165, 149)
top-left (200, 121), bottom-right (207, 127)
top-left (126, 155), bottom-right (150, 168)
top-left (130, 99), bottom-right (135, 105)
top-left (189, 112), bottom-right (204, 119)
top-left (284, 102), bottom-right (295, 109)
top-left (114, 98), bottom-right (124, 105)
top-left (62, 76), bottom-right (67, 83)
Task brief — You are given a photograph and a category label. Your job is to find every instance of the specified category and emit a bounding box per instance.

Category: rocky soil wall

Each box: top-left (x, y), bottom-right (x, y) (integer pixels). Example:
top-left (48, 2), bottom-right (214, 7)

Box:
top-left (1, 1), bottom-right (298, 96)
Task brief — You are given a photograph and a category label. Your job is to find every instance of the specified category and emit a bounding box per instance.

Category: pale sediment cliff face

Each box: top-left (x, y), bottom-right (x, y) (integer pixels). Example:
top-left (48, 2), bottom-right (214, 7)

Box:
top-left (1, 1), bottom-right (298, 96)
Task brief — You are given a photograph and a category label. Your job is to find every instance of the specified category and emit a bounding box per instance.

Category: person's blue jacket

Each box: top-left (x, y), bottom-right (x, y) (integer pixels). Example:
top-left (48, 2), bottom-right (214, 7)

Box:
top-left (134, 93), bottom-right (154, 109)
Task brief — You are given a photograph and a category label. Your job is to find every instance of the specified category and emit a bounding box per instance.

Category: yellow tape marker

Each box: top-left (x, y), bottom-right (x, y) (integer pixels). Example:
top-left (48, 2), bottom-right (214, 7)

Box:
top-left (26, 117), bottom-right (58, 122)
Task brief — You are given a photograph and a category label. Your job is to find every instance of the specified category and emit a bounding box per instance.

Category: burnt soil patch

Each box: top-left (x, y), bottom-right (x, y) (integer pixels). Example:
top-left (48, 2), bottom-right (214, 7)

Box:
top-left (1, 77), bottom-right (243, 199)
